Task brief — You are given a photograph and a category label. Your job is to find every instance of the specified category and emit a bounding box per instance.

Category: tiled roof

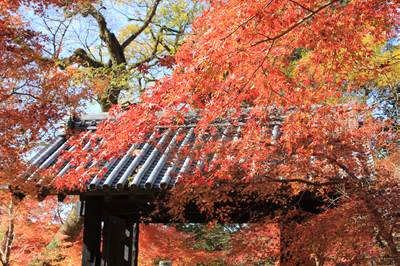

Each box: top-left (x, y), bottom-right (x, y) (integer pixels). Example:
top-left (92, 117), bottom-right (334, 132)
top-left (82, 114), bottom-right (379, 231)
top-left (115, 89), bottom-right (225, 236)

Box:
top-left (27, 113), bottom-right (282, 194)
top-left (25, 110), bottom-right (376, 195)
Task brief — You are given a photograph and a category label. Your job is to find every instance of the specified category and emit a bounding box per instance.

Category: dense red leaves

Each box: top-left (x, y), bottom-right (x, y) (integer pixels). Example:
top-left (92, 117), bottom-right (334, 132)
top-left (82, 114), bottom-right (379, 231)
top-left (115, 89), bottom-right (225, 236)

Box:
top-left (0, 192), bottom-right (60, 265)
top-left (140, 223), bottom-right (280, 265)
top-left (139, 224), bottom-right (223, 265)
top-left (228, 222), bottom-right (280, 264)
top-left (0, 0), bottom-right (394, 265)
top-left (56, 0), bottom-right (399, 194)
top-left (290, 200), bottom-right (384, 264)
top-left (49, 1), bottom-right (400, 261)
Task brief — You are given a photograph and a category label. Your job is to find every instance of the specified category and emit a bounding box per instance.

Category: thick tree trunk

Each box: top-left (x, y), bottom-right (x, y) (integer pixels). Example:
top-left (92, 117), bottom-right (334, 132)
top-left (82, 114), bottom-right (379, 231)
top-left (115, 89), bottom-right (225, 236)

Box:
top-left (50, 203), bottom-right (83, 245)
top-left (99, 85), bottom-right (123, 112)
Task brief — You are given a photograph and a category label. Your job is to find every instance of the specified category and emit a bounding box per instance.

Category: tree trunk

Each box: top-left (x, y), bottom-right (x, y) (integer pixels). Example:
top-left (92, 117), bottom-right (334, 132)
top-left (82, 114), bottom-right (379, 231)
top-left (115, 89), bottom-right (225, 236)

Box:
top-left (0, 197), bottom-right (15, 266)
top-left (99, 84), bottom-right (123, 112)
top-left (52, 203), bottom-right (83, 243)
top-left (30, 203), bottom-right (83, 265)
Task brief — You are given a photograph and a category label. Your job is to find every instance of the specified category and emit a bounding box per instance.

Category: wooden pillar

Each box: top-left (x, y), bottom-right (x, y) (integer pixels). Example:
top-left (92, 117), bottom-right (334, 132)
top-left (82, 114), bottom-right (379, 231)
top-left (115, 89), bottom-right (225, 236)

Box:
top-left (101, 210), bottom-right (137, 266)
top-left (82, 197), bottom-right (103, 266)
top-left (102, 211), bottom-right (125, 265)
top-left (131, 223), bottom-right (139, 266)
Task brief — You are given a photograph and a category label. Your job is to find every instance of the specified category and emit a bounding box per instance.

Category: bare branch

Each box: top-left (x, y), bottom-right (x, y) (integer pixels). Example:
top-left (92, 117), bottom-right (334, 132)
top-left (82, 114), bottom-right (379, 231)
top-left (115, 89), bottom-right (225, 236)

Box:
top-left (127, 17), bottom-right (183, 34)
top-left (81, 5), bottom-right (126, 65)
top-left (129, 27), bottom-right (164, 69)
top-left (55, 20), bottom-right (72, 59)
top-left (62, 48), bottom-right (104, 68)
top-left (121, 0), bottom-right (162, 49)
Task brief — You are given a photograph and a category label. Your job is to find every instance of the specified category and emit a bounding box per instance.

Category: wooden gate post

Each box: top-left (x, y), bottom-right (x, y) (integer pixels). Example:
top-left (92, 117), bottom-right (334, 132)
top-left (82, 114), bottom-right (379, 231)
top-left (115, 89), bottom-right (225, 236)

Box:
top-left (101, 210), bottom-right (138, 266)
top-left (82, 197), bottom-right (103, 266)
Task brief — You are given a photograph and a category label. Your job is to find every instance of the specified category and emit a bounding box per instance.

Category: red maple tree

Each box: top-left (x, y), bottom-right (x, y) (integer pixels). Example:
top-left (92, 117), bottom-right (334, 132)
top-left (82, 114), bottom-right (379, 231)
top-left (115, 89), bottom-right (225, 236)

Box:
top-left (57, 0), bottom-right (398, 190)
top-left (53, 0), bottom-right (398, 263)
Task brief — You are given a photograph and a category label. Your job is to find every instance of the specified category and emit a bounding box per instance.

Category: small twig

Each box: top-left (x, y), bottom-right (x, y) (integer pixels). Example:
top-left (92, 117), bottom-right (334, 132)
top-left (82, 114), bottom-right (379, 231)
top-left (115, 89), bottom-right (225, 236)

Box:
top-left (262, 176), bottom-right (342, 186)
top-left (288, 0), bottom-right (314, 12)
top-left (10, 91), bottom-right (38, 100)
top-left (252, 0), bottom-right (340, 46)
top-left (121, 0), bottom-right (162, 49)
top-left (240, 40), bottom-right (275, 90)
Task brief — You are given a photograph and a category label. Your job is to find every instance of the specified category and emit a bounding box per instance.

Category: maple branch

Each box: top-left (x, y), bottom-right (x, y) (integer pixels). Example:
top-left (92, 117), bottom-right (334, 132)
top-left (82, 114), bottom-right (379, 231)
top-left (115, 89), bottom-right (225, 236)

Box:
top-left (237, 40), bottom-right (275, 93)
top-left (61, 48), bottom-right (104, 69)
top-left (129, 27), bottom-right (164, 69)
top-left (10, 91), bottom-right (38, 100)
top-left (328, 157), bottom-right (362, 181)
top-left (252, 0), bottom-right (340, 46)
top-left (261, 176), bottom-right (341, 186)
top-left (121, 0), bottom-right (162, 49)
top-left (260, 58), bottom-right (294, 103)
top-left (288, 0), bottom-right (314, 13)
top-left (1, 86), bottom-right (38, 103)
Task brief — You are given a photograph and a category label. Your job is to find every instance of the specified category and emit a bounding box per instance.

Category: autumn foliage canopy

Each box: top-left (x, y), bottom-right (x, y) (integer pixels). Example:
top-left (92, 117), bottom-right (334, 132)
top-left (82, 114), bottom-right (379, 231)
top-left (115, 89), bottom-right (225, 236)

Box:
top-left (51, 0), bottom-right (399, 262)
top-left (56, 0), bottom-right (398, 201)
top-left (1, 0), bottom-right (400, 264)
